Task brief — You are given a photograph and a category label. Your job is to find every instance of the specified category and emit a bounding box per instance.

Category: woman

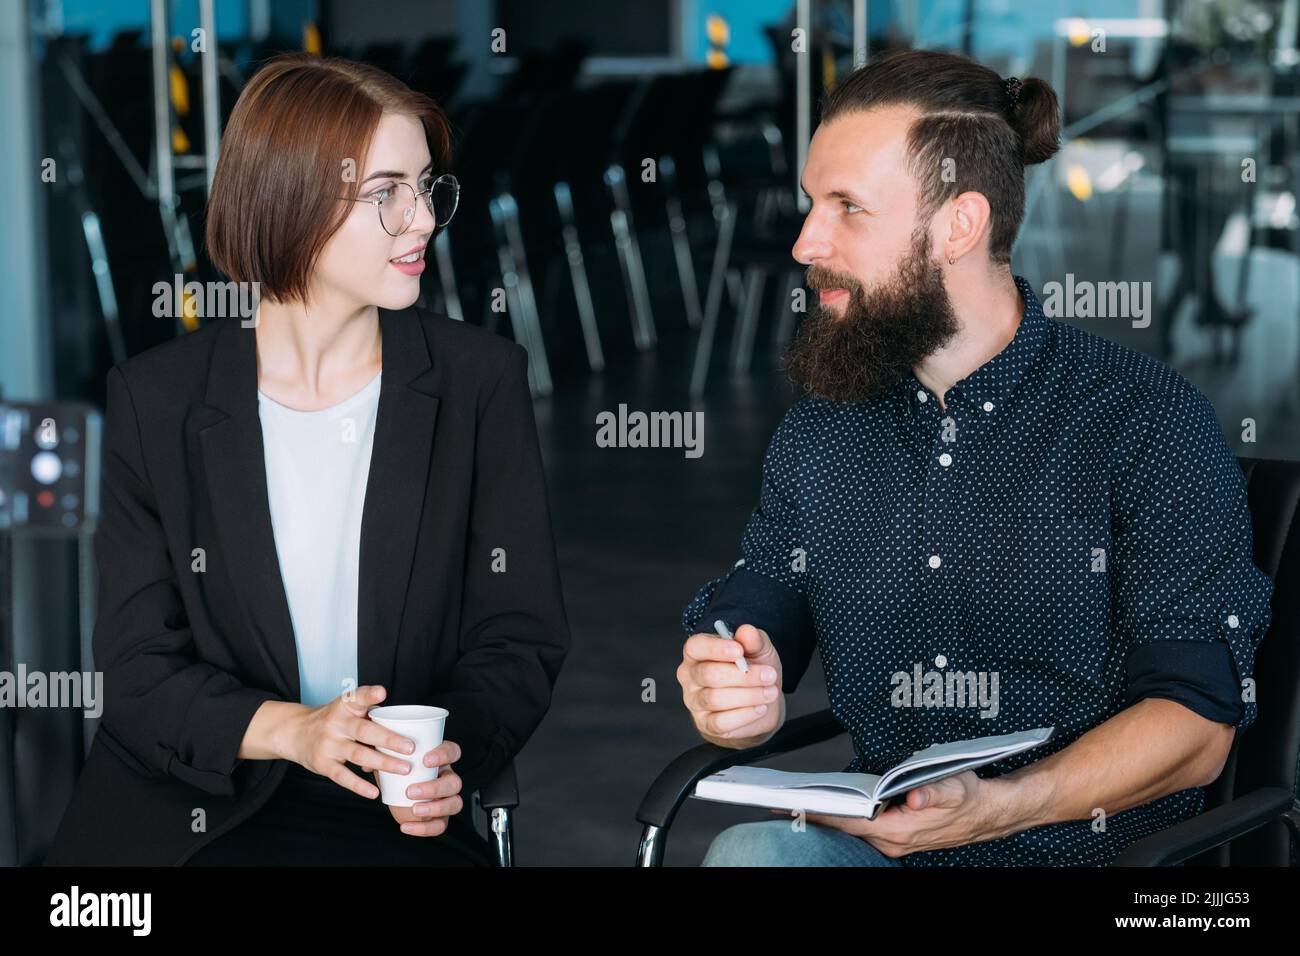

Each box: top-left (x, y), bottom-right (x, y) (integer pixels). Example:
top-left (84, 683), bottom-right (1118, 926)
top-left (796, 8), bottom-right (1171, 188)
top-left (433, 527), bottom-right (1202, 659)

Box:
top-left (44, 53), bottom-right (570, 866)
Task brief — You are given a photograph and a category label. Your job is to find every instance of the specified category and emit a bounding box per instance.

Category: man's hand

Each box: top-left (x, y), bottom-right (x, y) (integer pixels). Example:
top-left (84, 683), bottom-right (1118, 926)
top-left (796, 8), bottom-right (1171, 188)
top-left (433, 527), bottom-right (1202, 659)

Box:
top-left (380, 740), bottom-right (465, 836)
top-left (678, 624), bottom-right (784, 747)
top-left (776, 771), bottom-right (1018, 858)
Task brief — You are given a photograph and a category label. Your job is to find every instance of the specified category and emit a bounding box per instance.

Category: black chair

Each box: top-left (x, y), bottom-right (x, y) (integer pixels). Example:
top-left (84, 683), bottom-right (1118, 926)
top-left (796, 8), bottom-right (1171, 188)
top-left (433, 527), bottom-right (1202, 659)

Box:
top-left (472, 761), bottom-right (520, 867)
top-left (636, 456), bottom-right (1300, 866)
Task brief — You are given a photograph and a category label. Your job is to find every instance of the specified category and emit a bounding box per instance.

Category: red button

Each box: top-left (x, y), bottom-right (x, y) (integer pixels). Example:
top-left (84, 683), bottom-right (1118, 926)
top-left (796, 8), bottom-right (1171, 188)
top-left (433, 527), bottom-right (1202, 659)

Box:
top-left (37, 490), bottom-right (54, 507)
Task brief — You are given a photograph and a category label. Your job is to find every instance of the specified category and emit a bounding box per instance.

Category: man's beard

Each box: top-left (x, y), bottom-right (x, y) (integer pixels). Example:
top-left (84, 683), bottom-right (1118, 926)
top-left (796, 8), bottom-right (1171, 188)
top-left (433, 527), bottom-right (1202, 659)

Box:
top-left (782, 227), bottom-right (960, 404)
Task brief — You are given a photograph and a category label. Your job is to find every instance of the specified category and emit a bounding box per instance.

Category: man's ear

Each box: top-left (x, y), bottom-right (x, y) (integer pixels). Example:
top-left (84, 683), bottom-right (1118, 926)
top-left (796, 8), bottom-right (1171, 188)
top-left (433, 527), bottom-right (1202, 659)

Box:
top-left (944, 190), bottom-right (993, 258)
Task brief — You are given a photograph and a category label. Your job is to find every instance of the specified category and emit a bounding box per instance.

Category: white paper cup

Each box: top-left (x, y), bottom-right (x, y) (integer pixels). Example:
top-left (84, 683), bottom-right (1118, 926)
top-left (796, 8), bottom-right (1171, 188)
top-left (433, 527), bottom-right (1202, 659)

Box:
top-left (367, 705), bottom-right (449, 806)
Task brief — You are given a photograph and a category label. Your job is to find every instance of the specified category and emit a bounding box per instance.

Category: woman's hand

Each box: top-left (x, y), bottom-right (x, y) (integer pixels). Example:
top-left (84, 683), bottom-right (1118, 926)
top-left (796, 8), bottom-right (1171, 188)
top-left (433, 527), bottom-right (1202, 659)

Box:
top-left (281, 684), bottom-right (417, 798)
top-left (384, 740), bottom-right (465, 836)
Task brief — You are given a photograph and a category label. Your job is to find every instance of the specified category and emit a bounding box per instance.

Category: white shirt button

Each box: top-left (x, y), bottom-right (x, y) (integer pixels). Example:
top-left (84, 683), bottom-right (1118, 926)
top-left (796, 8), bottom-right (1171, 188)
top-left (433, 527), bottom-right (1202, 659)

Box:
top-left (928, 554), bottom-right (942, 569)
top-left (982, 400), bottom-right (994, 412)
top-left (1227, 614), bottom-right (1239, 629)
top-left (939, 453), bottom-right (953, 467)
top-left (916, 390), bottom-right (928, 403)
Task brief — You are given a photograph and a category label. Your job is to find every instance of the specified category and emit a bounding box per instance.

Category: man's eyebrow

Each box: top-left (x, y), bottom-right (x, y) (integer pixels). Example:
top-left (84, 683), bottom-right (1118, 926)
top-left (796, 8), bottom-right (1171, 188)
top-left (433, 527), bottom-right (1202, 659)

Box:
top-left (361, 161), bottom-right (435, 184)
top-left (799, 179), bottom-right (871, 206)
top-left (827, 188), bottom-right (869, 205)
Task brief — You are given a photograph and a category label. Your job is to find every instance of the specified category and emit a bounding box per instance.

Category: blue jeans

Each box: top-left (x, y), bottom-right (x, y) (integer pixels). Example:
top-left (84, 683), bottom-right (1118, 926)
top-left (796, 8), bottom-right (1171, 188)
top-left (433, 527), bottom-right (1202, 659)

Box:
top-left (701, 819), bottom-right (904, 867)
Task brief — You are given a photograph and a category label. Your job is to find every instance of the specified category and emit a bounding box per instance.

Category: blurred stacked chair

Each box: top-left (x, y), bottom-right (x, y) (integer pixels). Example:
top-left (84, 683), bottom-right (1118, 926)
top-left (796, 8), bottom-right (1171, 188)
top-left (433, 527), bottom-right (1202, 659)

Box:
top-left (616, 68), bottom-right (734, 336)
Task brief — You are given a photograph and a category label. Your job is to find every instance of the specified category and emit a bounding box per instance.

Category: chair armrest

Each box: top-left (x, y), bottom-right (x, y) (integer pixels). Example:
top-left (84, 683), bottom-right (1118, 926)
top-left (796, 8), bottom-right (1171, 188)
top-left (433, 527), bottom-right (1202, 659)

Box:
top-left (477, 759), bottom-right (518, 811)
top-left (1109, 787), bottom-right (1297, 866)
top-left (635, 708), bottom-right (847, 830)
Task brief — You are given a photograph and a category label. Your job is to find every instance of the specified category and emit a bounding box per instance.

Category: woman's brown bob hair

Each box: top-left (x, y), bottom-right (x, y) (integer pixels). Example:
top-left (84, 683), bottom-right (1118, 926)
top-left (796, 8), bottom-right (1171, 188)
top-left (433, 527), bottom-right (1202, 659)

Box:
top-left (205, 53), bottom-right (452, 303)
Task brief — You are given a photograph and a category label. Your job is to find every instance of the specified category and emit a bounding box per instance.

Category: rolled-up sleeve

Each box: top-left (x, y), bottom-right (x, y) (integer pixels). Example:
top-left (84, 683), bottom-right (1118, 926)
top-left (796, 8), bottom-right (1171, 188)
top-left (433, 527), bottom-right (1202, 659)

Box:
top-left (1112, 381), bottom-right (1273, 732)
top-left (94, 365), bottom-right (281, 797)
top-left (681, 403), bottom-right (817, 692)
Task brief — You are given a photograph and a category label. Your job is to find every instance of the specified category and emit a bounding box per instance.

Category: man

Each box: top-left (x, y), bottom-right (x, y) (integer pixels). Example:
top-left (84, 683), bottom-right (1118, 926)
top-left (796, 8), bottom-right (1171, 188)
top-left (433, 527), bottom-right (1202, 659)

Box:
top-left (676, 49), bottom-right (1273, 866)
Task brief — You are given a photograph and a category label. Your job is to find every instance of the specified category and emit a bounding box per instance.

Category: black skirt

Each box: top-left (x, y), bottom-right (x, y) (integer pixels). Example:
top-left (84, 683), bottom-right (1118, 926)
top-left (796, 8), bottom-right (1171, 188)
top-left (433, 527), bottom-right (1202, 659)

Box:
top-left (184, 763), bottom-right (495, 866)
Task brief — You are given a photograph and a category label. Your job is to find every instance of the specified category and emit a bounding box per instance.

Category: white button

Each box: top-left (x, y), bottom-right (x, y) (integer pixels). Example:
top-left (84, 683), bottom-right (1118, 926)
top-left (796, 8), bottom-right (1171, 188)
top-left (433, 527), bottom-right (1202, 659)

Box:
top-left (928, 554), bottom-right (942, 569)
top-left (982, 400), bottom-right (994, 412)
top-left (939, 453), bottom-right (953, 467)
top-left (916, 390), bottom-right (928, 403)
top-left (1227, 614), bottom-right (1239, 629)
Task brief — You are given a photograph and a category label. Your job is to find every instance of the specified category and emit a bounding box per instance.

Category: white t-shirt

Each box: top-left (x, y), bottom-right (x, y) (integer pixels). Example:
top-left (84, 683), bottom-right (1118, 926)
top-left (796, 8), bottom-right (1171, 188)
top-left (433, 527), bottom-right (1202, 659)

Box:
top-left (257, 369), bottom-right (382, 707)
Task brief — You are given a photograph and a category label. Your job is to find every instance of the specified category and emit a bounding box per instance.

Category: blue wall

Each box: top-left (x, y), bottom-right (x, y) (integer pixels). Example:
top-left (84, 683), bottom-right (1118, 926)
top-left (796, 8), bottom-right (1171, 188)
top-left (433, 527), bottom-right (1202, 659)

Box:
top-left (684, 0), bottom-right (796, 64)
top-left (53, 0), bottom-right (314, 52)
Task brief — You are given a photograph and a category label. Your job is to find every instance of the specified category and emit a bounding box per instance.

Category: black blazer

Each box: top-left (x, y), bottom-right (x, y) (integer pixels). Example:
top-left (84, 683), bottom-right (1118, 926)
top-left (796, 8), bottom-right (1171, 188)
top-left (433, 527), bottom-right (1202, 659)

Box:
top-left (44, 305), bottom-right (571, 865)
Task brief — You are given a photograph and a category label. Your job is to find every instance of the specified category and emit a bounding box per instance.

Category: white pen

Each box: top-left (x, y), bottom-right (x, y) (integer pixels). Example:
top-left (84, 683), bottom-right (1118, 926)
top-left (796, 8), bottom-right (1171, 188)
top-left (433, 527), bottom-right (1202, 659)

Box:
top-left (712, 619), bottom-right (749, 673)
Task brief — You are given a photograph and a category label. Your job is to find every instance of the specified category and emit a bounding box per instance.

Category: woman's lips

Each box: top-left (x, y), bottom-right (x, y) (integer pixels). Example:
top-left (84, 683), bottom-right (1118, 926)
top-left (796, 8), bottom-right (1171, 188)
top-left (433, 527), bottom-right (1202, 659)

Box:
top-left (389, 256), bottom-right (425, 276)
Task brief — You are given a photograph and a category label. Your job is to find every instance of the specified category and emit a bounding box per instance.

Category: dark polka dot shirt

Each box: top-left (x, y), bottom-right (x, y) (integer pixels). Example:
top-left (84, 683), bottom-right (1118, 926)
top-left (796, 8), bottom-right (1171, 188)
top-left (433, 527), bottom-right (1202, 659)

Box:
top-left (682, 274), bottom-right (1274, 866)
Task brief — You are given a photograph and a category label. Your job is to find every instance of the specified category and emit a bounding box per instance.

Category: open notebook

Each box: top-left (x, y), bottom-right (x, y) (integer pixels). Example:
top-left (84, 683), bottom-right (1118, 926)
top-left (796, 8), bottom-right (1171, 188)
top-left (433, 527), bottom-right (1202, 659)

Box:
top-left (691, 726), bottom-right (1055, 820)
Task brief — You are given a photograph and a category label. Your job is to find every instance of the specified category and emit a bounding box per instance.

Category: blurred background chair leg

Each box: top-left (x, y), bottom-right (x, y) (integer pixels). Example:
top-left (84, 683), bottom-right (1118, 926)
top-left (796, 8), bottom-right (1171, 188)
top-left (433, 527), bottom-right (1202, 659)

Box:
top-left (690, 198), bottom-right (738, 397)
top-left (553, 180), bottom-right (605, 373)
top-left (660, 155), bottom-right (703, 330)
top-left (490, 194), bottom-right (551, 397)
top-left (500, 193), bottom-right (551, 393)
top-left (432, 228), bottom-right (463, 321)
top-left (604, 163), bottom-right (656, 350)
top-left (729, 264), bottom-right (766, 374)
top-left (771, 267), bottom-right (803, 359)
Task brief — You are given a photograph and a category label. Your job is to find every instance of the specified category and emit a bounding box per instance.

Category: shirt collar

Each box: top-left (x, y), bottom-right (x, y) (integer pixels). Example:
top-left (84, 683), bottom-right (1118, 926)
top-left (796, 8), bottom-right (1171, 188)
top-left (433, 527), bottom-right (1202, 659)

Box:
top-left (895, 273), bottom-right (1047, 417)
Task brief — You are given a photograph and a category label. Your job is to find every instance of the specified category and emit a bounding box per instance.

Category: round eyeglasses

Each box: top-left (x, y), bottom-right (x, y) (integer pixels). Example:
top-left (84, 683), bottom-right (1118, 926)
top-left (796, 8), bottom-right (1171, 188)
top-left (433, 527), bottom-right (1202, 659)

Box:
top-left (343, 173), bottom-right (460, 237)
